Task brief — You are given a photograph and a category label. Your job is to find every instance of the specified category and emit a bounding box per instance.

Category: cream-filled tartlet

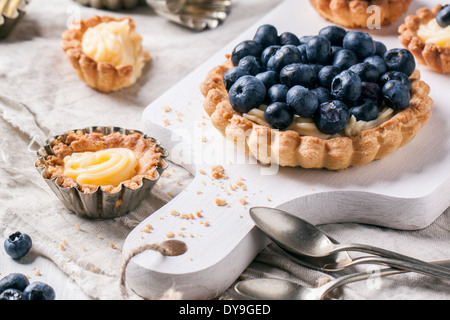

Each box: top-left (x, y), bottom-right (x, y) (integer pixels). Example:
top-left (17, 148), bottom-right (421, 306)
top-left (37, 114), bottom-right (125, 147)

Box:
top-left (35, 128), bottom-right (168, 219)
top-left (62, 16), bottom-right (150, 92)
top-left (399, 5), bottom-right (450, 74)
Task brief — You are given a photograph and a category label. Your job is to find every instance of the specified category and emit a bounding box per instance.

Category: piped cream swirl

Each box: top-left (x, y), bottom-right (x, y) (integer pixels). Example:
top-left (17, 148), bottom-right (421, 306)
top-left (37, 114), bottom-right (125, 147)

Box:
top-left (64, 148), bottom-right (138, 187)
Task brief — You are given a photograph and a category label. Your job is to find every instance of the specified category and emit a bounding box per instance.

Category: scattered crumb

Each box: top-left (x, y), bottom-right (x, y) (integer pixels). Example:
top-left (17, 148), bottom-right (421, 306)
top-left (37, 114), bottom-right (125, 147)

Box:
top-left (196, 190), bottom-right (202, 195)
top-left (163, 106), bottom-right (172, 112)
top-left (167, 192), bottom-right (174, 198)
top-left (202, 136), bottom-right (207, 142)
top-left (163, 119), bottom-right (170, 127)
top-left (215, 198), bottom-right (227, 206)
top-left (199, 169), bottom-right (206, 175)
top-left (211, 165), bottom-right (228, 179)
top-left (165, 232), bottom-right (175, 238)
top-left (239, 198), bottom-right (247, 205)
top-left (110, 243), bottom-right (115, 249)
top-left (161, 172), bottom-right (171, 178)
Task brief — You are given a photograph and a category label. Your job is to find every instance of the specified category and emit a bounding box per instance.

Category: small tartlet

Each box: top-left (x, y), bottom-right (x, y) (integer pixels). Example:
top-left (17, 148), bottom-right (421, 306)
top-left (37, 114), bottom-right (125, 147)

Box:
top-left (399, 4), bottom-right (450, 74)
top-left (61, 16), bottom-right (150, 93)
top-left (200, 58), bottom-right (432, 171)
top-left (35, 127), bottom-right (168, 219)
top-left (309, 0), bottom-right (412, 28)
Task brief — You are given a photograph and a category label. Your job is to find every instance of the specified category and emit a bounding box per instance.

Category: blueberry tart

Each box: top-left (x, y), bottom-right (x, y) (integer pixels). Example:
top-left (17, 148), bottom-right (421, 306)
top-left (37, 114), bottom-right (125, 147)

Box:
top-left (61, 16), bottom-right (150, 93)
top-left (200, 25), bottom-right (433, 170)
top-left (399, 4), bottom-right (450, 74)
top-left (309, 0), bottom-right (412, 28)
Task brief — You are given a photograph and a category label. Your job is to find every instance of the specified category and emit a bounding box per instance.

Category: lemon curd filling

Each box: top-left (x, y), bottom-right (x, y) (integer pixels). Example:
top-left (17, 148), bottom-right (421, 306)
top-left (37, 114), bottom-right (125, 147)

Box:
top-left (63, 148), bottom-right (138, 187)
top-left (81, 19), bottom-right (142, 67)
top-left (418, 18), bottom-right (450, 48)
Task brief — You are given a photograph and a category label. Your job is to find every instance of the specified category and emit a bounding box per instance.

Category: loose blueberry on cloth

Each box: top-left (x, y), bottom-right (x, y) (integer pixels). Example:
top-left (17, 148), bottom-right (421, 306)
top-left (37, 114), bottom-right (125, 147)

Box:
top-left (225, 24), bottom-right (417, 135)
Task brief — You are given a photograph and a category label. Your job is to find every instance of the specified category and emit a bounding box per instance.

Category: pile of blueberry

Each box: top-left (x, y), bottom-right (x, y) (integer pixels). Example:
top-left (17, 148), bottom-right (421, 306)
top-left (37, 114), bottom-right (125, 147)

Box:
top-left (224, 24), bottom-right (416, 134)
top-left (1, 232), bottom-right (56, 300)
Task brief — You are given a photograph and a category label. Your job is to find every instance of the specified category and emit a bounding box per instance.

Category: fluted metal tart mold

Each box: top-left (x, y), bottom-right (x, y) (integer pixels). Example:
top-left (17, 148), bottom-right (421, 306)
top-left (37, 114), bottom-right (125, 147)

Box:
top-left (0, 0), bottom-right (29, 39)
top-left (34, 126), bottom-right (168, 219)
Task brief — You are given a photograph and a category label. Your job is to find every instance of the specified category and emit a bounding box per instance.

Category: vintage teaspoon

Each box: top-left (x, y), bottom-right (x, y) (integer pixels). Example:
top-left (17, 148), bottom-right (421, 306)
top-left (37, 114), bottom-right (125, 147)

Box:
top-left (235, 259), bottom-right (450, 300)
top-left (249, 207), bottom-right (450, 280)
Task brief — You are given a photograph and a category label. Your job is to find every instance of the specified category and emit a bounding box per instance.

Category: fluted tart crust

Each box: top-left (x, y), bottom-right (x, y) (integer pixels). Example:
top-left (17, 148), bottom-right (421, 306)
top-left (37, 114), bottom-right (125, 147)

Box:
top-left (200, 58), bottom-right (433, 171)
top-left (61, 16), bottom-right (150, 93)
top-left (309, 0), bottom-right (412, 28)
top-left (399, 5), bottom-right (450, 74)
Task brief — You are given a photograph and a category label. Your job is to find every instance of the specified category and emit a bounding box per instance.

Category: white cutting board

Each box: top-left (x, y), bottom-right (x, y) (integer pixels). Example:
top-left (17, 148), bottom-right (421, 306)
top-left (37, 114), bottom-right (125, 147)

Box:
top-left (122, 0), bottom-right (450, 300)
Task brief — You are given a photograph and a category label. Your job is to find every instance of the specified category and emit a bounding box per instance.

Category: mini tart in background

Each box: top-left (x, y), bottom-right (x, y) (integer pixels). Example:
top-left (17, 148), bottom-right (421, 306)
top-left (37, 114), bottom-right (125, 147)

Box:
top-left (399, 5), bottom-right (450, 74)
top-left (309, 0), bottom-right (412, 28)
top-left (41, 130), bottom-right (164, 194)
top-left (61, 16), bottom-right (150, 93)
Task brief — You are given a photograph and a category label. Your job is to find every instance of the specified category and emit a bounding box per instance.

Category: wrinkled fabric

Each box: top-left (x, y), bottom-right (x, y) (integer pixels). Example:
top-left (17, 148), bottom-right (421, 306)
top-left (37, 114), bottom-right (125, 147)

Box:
top-left (0, 0), bottom-right (448, 300)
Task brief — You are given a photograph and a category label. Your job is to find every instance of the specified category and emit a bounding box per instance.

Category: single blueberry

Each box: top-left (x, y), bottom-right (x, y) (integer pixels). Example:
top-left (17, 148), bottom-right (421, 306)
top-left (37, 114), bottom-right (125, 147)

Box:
top-left (318, 25), bottom-right (347, 46)
top-left (279, 63), bottom-right (317, 88)
top-left (331, 70), bottom-right (362, 102)
top-left (260, 45), bottom-right (281, 66)
top-left (311, 87), bottom-right (332, 104)
top-left (0, 288), bottom-right (25, 300)
top-left (279, 32), bottom-right (300, 46)
top-left (223, 67), bottom-right (250, 91)
top-left (314, 100), bottom-right (350, 135)
top-left (267, 45), bottom-right (302, 73)
top-left (299, 35), bottom-right (313, 45)
top-left (229, 75), bottom-right (267, 113)
top-left (374, 41), bottom-right (387, 57)
top-left (231, 40), bottom-right (263, 66)
top-left (23, 282), bottom-right (56, 300)
top-left (384, 48), bottom-right (416, 77)
top-left (350, 99), bottom-right (379, 122)
top-left (4, 232), bottom-right (32, 259)
top-left (333, 49), bottom-right (358, 70)
top-left (238, 55), bottom-right (265, 75)
top-left (268, 84), bottom-right (289, 103)
top-left (382, 80), bottom-right (410, 110)
top-left (296, 44), bottom-right (309, 63)
top-left (306, 36), bottom-right (331, 65)
top-left (348, 62), bottom-right (379, 82)
top-left (361, 82), bottom-right (382, 103)
top-left (0, 273), bottom-right (30, 293)
top-left (286, 85), bottom-right (319, 118)
top-left (318, 65), bottom-right (340, 89)
top-left (264, 102), bottom-right (294, 130)
top-left (379, 71), bottom-right (411, 91)
top-left (253, 24), bottom-right (279, 48)
top-left (343, 31), bottom-right (375, 59)
top-left (436, 5), bottom-right (450, 28)
top-left (364, 55), bottom-right (387, 76)
top-left (255, 71), bottom-right (279, 90)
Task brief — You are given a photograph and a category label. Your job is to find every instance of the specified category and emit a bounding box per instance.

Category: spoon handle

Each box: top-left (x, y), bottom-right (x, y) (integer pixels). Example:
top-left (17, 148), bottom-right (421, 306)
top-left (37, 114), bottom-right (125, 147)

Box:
top-left (319, 259), bottom-right (450, 300)
top-left (333, 243), bottom-right (450, 280)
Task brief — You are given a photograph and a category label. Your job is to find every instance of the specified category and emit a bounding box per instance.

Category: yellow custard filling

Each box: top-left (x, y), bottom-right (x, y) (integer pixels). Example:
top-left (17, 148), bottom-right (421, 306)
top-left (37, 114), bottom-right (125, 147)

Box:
top-left (243, 106), bottom-right (395, 139)
top-left (81, 19), bottom-right (142, 67)
top-left (417, 18), bottom-right (450, 48)
top-left (64, 148), bottom-right (138, 187)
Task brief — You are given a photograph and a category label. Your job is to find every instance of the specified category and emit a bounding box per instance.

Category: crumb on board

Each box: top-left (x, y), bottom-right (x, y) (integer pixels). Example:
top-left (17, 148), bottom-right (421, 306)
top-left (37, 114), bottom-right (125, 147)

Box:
top-left (215, 198), bottom-right (227, 206)
top-left (211, 165), bottom-right (228, 180)
top-left (165, 232), bottom-right (175, 238)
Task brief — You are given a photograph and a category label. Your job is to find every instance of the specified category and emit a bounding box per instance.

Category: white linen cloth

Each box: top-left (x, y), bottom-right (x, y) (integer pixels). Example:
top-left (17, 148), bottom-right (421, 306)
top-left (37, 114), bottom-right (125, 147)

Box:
top-left (0, 0), bottom-right (448, 300)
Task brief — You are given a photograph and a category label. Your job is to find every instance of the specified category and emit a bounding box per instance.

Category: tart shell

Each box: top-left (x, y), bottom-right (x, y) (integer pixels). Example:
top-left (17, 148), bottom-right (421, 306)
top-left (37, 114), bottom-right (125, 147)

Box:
top-left (309, 0), bottom-right (412, 28)
top-left (61, 16), bottom-right (150, 93)
top-left (200, 58), bottom-right (433, 171)
top-left (398, 5), bottom-right (450, 74)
